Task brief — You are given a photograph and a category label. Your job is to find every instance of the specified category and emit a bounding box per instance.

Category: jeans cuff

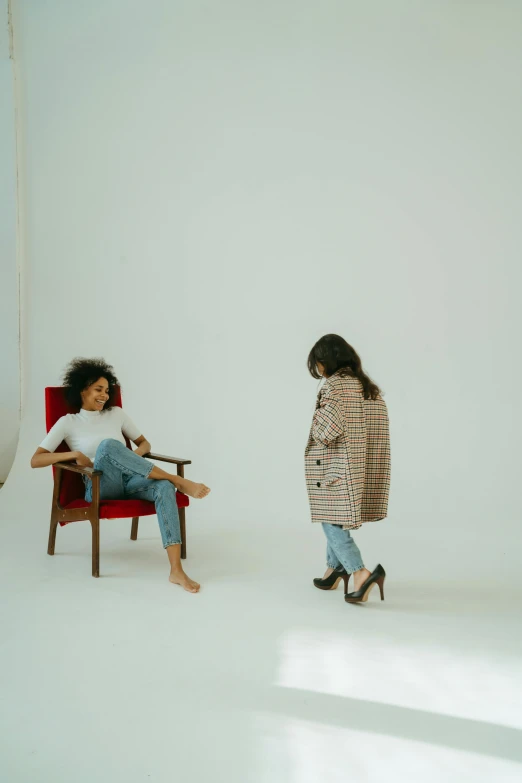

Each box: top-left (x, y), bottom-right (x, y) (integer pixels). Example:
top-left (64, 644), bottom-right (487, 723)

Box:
top-left (164, 541), bottom-right (182, 548)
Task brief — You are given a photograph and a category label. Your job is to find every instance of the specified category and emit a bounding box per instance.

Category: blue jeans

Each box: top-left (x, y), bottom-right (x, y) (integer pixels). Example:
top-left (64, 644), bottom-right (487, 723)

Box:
top-left (84, 439), bottom-right (181, 548)
top-left (322, 523), bottom-right (364, 574)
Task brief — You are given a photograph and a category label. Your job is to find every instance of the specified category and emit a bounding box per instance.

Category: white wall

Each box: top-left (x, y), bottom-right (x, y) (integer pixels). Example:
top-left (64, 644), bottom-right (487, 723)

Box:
top-left (3, 0), bottom-right (522, 577)
top-left (0, 0), bottom-right (20, 483)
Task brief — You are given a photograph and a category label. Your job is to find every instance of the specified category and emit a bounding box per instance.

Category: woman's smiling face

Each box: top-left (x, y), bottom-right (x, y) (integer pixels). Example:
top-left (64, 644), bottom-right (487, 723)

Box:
top-left (80, 377), bottom-right (109, 411)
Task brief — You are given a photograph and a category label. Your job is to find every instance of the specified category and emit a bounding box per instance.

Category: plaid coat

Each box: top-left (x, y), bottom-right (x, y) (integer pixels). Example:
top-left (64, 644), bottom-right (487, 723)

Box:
top-left (305, 372), bottom-right (391, 530)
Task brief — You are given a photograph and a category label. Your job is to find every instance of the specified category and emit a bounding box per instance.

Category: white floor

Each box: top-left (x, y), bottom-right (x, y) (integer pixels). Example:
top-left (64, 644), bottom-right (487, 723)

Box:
top-left (1, 506), bottom-right (521, 783)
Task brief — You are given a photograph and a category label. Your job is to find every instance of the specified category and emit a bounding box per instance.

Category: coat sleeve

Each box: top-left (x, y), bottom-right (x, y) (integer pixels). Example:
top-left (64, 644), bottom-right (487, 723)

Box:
top-left (311, 386), bottom-right (344, 445)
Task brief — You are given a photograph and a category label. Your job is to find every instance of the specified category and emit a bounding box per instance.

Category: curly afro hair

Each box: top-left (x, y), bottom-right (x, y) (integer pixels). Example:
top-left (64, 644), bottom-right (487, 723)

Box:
top-left (62, 357), bottom-right (120, 410)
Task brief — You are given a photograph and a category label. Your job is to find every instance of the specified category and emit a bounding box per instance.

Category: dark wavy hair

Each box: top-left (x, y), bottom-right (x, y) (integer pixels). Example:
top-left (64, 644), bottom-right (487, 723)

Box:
top-left (307, 334), bottom-right (382, 400)
top-left (62, 357), bottom-right (120, 410)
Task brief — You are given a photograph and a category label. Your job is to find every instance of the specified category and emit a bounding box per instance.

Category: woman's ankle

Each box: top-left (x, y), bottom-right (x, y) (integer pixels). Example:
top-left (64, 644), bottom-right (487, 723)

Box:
top-left (352, 567), bottom-right (371, 587)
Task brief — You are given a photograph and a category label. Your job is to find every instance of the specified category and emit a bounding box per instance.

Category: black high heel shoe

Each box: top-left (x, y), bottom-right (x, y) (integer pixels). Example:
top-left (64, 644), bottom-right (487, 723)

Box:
top-left (313, 566), bottom-right (350, 592)
top-left (344, 564), bottom-right (386, 603)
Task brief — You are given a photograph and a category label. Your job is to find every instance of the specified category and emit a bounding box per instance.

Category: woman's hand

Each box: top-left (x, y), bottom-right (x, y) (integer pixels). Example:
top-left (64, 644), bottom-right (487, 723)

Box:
top-left (75, 452), bottom-right (94, 468)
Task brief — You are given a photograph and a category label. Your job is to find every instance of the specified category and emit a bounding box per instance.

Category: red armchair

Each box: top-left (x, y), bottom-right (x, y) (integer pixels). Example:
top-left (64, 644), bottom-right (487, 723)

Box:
top-left (45, 387), bottom-right (190, 577)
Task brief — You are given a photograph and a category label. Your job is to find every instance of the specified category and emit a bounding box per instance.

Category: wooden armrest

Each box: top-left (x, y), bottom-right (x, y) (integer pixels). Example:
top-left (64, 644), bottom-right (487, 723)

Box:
top-left (144, 452), bottom-right (192, 466)
top-left (55, 462), bottom-right (102, 477)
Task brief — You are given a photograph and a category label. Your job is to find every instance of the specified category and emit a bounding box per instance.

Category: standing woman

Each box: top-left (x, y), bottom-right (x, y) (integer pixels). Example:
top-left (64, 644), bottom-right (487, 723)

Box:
top-left (305, 335), bottom-right (391, 604)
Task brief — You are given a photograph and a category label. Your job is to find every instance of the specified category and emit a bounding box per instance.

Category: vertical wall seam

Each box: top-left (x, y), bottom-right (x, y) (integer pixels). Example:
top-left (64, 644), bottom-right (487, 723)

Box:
top-left (7, 0), bottom-right (24, 423)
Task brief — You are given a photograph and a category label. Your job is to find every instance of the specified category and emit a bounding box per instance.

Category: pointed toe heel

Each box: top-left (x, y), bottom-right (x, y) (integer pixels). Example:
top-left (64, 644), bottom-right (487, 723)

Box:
top-left (345, 564), bottom-right (386, 604)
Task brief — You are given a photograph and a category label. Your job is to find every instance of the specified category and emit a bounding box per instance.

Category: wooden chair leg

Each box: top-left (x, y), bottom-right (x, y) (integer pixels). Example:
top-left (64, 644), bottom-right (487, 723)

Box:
top-left (47, 512), bottom-right (59, 556)
top-left (90, 517), bottom-right (100, 577)
top-left (179, 506), bottom-right (187, 560)
top-left (177, 464), bottom-right (187, 560)
top-left (48, 471), bottom-right (62, 556)
top-left (130, 517), bottom-right (139, 540)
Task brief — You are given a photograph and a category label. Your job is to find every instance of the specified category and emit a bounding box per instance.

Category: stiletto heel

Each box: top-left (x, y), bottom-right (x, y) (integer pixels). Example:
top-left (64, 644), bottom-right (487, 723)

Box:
top-left (313, 566), bottom-right (350, 591)
top-left (345, 564), bottom-right (386, 604)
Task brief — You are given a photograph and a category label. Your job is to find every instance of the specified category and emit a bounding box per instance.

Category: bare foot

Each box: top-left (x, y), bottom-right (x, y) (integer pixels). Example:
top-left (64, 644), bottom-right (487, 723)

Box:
top-left (323, 567), bottom-right (335, 579)
top-left (352, 567), bottom-right (371, 591)
top-left (177, 477), bottom-right (211, 499)
top-left (169, 569), bottom-right (201, 593)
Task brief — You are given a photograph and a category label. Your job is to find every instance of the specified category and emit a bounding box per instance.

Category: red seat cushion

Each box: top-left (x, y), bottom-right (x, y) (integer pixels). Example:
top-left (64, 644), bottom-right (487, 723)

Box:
top-left (61, 492), bottom-right (189, 522)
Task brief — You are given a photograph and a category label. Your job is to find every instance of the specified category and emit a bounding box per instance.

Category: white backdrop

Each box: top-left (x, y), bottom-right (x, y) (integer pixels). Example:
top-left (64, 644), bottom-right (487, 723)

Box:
top-left (2, 0), bottom-right (522, 579)
top-left (0, 0), bottom-right (20, 482)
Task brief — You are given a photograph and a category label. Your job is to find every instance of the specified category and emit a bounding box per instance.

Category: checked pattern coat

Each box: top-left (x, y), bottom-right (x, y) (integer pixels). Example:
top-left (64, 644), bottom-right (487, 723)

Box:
top-left (305, 372), bottom-right (391, 530)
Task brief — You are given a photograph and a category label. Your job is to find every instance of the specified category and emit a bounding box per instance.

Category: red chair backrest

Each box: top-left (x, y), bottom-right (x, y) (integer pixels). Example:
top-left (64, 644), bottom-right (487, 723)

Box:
top-left (45, 386), bottom-right (127, 506)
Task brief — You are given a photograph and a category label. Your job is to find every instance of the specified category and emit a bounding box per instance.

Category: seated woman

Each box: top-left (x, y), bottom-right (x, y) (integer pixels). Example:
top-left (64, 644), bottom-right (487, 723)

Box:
top-left (30, 358), bottom-right (210, 593)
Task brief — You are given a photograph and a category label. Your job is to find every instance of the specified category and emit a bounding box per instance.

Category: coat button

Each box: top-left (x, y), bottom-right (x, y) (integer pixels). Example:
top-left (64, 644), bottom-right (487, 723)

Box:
top-left (316, 460), bottom-right (321, 465)
top-left (317, 482), bottom-right (321, 487)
